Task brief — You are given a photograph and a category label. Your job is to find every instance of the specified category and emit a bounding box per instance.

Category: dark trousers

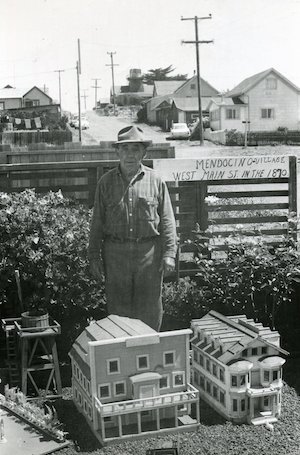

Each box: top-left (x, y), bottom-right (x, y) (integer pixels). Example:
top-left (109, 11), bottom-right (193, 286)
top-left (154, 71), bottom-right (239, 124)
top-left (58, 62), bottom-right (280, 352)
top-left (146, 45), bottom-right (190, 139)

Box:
top-left (103, 238), bottom-right (163, 331)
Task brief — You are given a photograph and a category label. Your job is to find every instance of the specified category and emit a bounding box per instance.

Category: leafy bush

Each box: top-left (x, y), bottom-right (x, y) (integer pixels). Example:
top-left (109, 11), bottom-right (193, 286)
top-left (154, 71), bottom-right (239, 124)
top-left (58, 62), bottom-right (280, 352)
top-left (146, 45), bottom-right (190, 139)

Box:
top-left (0, 190), bottom-right (106, 355)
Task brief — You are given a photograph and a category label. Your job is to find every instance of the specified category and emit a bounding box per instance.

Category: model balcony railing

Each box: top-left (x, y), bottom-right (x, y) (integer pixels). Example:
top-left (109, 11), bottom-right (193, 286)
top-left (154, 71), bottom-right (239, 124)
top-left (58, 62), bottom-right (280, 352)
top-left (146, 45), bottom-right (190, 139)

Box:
top-left (246, 382), bottom-right (282, 397)
top-left (94, 383), bottom-right (199, 416)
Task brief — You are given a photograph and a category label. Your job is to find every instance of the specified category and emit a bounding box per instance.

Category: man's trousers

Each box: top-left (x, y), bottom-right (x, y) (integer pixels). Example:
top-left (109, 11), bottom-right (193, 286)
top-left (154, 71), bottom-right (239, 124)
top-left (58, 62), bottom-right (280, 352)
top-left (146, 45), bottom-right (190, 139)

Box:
top-left (103, 238), bottom-right (163, 331)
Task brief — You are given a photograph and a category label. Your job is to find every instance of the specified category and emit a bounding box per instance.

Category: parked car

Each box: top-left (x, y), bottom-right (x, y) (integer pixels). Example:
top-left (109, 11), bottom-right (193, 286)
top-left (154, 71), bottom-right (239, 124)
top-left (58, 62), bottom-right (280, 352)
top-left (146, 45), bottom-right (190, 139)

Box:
top-left (170, 123), bottom-right (190, 139)
top-left (74, 116), bottom-right (89, 130)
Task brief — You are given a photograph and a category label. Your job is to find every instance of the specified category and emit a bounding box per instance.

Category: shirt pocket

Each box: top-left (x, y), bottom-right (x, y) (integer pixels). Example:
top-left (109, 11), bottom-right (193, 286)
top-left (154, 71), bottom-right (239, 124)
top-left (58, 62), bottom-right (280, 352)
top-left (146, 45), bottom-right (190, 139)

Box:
top-left (138, 197), bottom-right (158, 221)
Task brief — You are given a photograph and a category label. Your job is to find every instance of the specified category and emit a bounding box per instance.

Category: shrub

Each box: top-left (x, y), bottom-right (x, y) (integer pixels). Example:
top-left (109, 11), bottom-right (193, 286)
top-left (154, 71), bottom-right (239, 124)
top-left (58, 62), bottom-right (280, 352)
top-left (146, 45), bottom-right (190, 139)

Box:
top-left (0, 190), bottom-right (106, 355)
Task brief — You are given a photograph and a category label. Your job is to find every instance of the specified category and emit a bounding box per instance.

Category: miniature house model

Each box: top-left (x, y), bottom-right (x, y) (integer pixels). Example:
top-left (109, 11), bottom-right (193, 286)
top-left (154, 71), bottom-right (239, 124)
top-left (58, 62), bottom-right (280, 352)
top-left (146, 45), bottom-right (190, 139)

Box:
top-left (191, 310), bottom-right (288, 425)
top-left (69, 315), bottom-right (199, 445)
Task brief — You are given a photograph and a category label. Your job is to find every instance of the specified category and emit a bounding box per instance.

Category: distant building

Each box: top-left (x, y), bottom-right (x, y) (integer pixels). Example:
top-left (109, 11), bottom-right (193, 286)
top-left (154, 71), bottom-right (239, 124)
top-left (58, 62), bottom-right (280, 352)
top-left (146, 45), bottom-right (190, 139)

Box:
top-left (0, 85), bottom-right (53, 111)
top-left (69, 315), bottom-right (199, 445)
top-left (112, 69), bottom-right (153, 106)
top-left (208, 68), bottom-right (300, 132)
top-left (191, 310), bottom-right (288, 425)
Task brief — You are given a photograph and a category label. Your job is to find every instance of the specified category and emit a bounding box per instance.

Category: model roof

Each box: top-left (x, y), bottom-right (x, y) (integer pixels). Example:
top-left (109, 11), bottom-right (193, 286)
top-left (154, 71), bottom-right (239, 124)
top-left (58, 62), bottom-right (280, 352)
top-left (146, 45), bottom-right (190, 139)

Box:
top-left (226, 67), bottom-right (300, 97)
top-left (191, 310), bottom-right (288, 365)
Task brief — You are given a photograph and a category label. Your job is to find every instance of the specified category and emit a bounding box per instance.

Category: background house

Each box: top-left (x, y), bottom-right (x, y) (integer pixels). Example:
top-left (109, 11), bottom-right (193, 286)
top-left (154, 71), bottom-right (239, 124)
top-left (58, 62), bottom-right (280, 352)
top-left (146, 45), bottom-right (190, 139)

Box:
top-left (208, 68), bottom-right (300, 132)
top-left (112, 69), bottom-right (153, 106)
top-left (191, 310), bottom-right (288, 426)
top-left (0, 85), bottom-right (53, 111)
top-left (69, 314), bottom-right (199, 445)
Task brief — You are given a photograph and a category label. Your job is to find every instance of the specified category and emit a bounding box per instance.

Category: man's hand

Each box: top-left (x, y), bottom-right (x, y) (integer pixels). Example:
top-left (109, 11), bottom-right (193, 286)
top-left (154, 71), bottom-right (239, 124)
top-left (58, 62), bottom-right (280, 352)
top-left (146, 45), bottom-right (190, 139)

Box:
top-left (89, 258), bottom-right (104, 281)
top-left (161, 256), bottom-right (176, 275)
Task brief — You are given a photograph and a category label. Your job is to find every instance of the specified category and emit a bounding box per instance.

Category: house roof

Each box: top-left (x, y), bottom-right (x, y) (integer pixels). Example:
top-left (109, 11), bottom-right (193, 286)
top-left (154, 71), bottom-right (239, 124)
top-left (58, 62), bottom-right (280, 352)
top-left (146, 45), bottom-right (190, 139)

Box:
top-left (226, 67), bottom-right (300, 97)
top-left (69, 315), bottom-right (157, 372)
top-left (23, 86), bottom-right (53, 101)
top-left (174, 75), bottom-right (219, 96)
top-left (207, 96), bottom-right (247, 110)
top-left (153, 80), bottom-right (185, 96)
top-left (191, 310), bottom-right (288, 365)
top-left (0, 87), bottom-right (26, 99)
top-left (172, 97), bottom-right (212, 112)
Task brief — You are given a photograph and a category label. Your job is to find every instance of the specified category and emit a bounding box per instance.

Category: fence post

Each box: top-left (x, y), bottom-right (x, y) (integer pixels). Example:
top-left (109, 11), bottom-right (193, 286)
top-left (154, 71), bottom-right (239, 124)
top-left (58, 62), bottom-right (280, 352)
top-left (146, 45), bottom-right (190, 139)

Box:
top-left (289, 156), bottom-right (297, 242)
top-left (88, 166), bottom-right (98, 207)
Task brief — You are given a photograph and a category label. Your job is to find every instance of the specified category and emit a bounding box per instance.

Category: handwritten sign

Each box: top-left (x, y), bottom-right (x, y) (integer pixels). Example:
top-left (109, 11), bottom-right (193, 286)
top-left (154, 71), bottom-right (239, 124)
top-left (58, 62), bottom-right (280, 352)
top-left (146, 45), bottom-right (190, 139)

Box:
top-left (153, 156), bottom-right (290, 182)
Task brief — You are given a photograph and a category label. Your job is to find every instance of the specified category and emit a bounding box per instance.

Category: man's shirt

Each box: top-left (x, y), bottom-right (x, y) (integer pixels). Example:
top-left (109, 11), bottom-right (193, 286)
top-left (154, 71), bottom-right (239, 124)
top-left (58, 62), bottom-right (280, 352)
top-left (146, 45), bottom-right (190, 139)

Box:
top-left (88, 164), bottom-right (177, 259)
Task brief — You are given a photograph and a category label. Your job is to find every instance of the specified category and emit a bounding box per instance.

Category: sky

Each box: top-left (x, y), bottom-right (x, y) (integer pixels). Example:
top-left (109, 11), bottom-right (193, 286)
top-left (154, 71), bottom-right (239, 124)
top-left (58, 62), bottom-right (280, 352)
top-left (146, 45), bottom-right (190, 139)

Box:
top-left (1, 0), bottom-right (300, 113)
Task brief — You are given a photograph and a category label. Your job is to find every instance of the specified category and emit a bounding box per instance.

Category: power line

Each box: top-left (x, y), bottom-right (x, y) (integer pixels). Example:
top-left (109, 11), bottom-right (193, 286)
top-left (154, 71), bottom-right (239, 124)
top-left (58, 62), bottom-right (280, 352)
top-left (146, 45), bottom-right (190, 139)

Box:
top-left (106, 52), bottom-right (119, 116)
top-left (181, 14), bottom-right (213, 146)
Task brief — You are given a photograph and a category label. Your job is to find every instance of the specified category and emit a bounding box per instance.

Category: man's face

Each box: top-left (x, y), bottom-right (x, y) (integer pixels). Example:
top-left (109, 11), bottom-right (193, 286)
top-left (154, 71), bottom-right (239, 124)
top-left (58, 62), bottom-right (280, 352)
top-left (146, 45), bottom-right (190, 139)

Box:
top-left (117, 143), bottom-right (146, 175)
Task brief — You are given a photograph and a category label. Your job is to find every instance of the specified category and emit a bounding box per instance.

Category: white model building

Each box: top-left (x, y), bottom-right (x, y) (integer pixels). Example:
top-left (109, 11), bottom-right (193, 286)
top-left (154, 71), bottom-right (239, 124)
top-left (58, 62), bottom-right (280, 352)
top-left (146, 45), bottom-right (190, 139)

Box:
top-left (69, 315), bottom-right (199, 445)
top-left (191, 310), bottom-right (288, 425)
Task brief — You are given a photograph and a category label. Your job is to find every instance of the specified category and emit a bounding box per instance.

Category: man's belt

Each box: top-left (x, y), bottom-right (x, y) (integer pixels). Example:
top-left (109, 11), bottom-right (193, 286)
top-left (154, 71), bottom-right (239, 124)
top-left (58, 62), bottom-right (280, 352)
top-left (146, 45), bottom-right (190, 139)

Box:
top-left (105, 236), bottom-right (158, 244)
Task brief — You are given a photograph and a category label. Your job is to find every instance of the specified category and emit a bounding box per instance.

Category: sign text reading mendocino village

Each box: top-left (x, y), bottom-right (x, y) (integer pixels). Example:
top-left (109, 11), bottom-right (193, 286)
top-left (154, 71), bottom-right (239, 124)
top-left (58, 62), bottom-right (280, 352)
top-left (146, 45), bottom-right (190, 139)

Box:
top-left (153, 156), bottom-right (290, 181)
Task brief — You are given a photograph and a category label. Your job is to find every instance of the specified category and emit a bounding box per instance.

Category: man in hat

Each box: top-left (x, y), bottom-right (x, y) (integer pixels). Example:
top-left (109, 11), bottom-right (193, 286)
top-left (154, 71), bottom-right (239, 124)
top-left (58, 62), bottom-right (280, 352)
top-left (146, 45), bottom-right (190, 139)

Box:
top-left (88, 125), bottom-right (177, 330)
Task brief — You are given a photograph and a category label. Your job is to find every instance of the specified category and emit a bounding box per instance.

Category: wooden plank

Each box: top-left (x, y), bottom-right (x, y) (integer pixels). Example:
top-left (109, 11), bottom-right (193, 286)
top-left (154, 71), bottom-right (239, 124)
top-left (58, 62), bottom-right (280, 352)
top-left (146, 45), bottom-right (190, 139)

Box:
top-left (207, 178), bottom-right (289, 185)
top-left (208, 228), bottom-right (288, 237)
top-left (209, 190), bottom-right (289, 198)
top-left (208, 215), bottom-right (288, 225)
top-left (207, 203), bottom-right (289, 212)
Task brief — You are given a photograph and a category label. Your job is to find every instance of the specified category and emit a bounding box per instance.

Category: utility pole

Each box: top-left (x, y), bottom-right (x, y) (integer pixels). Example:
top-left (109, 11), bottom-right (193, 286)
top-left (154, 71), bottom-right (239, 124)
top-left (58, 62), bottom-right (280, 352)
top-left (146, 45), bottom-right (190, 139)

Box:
top-left (54, 69), bottom-right (65, 110)
top-left (91, 78), bottom-right (101, 109)
top-left (181, 14), bottom-right (213, 145)
top-left (81, 89), bottom-right (88, 111)
top-left (106, 52), bottom-right (118, 116)
top-left (77, 38), bottom-right (82, 141)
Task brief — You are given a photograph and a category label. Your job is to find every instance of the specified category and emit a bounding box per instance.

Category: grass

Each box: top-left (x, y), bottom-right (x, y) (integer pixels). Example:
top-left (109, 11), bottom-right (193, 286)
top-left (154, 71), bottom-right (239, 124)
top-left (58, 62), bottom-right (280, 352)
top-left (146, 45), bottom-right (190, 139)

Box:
top-left (53, 360), bottom-right (300, 455)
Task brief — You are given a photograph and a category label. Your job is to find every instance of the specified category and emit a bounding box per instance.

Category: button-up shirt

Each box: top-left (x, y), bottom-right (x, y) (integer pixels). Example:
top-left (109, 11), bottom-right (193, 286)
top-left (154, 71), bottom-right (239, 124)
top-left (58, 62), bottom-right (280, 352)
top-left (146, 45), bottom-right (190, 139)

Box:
top-left (88, 164), bottom-right (177, 259)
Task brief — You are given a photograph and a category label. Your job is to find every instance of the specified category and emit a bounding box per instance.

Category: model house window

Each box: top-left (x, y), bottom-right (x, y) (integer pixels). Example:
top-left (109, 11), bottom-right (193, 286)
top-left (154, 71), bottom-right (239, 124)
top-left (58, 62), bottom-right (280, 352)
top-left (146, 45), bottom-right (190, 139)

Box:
top-left (159, 374), bottom-right (170, 389)
top-left (173, 371), bottom-right (185, 387)
top-left (107, 358), bottom-right (120, 375)
top-left (74, 387), bottom-right (78, 400)
top-left (251, 347), bottom-right (258, 356)
top-left (87, 381), bottom-right (90, 395)
top-left (232, 399), bottom-right (238, 412)
top-left (240, 374), bottom-right (246, 386)
top-left (261, 108), bottom-right (274, 119)
top-left (226, 108), bottom-right (239, 119)
top-left (219, 368), bottom-right (224, 382)
top-left (220, 390), bottom-right (225, 406)
top-left (206, 382), bottom-right (211, 395)
top-left (84, 400), bottom-right (87, 413)
top-left (266, 78), bottom-right (277, 89)
top-left (199, 354), bottom-right (204, 366)
top-left (99, 384), bottom-right (111, 399)
top-left (261, 346), bottom-right (267, 355)
top-left (200, 376), bottom-right (205, 389)
top-left (206, 359), bottom-right (211, 373)
top-left (213, 386), bottom-right (218, 399)
top-left (78, 392), bottom-right (82, 406)
top-left (88, 405), bottom-right (92, 420)
top-left (114, 381), bottom-right (126, 396)
top-left (193, 350), bottom-right (198, 363)
top-left (273, 370), bottom-right (279, 381)
top-left (264, 370), bottom-right (270, 382)
top-left (164, 351), bottom-right (175, 366)
top-left (241, 399), bottom-right (246, 411)
top-left (264, 397), bottom-right (269, 407)
top-left (212, 364), bottom-right (217, 377)
top-left (137, 354), bottom-right (149, 370)
top-left (231, 375), bottom-right (237, 387)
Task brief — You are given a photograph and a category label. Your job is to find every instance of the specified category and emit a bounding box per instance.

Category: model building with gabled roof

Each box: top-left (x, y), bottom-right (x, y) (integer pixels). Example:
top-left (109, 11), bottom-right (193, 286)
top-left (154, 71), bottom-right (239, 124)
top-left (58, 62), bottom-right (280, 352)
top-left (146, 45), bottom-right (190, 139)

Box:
top-left (69, 314), bottom-right (199, 445)
top-left (191, 310), bottom-right (288, 425)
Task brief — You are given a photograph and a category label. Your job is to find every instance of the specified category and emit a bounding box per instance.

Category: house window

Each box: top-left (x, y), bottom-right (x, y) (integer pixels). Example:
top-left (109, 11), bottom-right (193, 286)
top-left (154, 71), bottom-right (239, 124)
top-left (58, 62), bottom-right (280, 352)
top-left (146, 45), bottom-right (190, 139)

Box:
top-left (212, 364), bottom-right (217, 377)
top-left (87, 381), bottom-right (91, 395)
top-left (99, 384), bottom-right (111, 399)
top-left (78, 392), bottom-right (82, 406)
top-left (164, 351), bottom-right (175, 366)
top-left (232, 399), bottom-right (238, 412)
top-left (261, 347), bottom-right (267, 355)
top-left (264, 397), bottom-right (269, 407)
top-left (137, 354), bottom-right (149, 370)
top-left (261, 108), bottom-right (274, 119)
top-left (231, 375), bottom-right (237, 387)
top-left (0, 102), bottom-right (4, 110)
top-left (88, 405), bottom-right (92, 419)
top-left (199, 354), bottom-right (204, 367)
top-left (24, 99), bottom-right (40, 107)
top-left (266, 78), bottom-right (277, 89)
top-left (107, 358), bottom-right (120, 375)
top-left (104, 416), bottom-right (113, 423)
top-left (83, 377), bottom-right (86, 389)
top-left (159, 374), bottom-right (170, 389)
top-left (220, 390), bottom-right (225, 406)
top-left (114, 381), bottom-right (126, 396)
top-left (219, 368), bottom-right (224, 382)
top-left (251, 348), bottom-right (258, 356)
top-left (84, 400), bottom-right (87, 413)
top-left (193, 350), bottom-right (198, 363)
top-left (190, 83), bottom-right (196, 90)
top-left (264, 370), bottom-right (270, 382)
top-left (272, 370), bottom-right (279, 381)
top-left (173, 371), bottom-right (185, 387)
top-left (226, 108), bottom-right (239, 119)
top-left (240, 374), bottom-right (246, 386)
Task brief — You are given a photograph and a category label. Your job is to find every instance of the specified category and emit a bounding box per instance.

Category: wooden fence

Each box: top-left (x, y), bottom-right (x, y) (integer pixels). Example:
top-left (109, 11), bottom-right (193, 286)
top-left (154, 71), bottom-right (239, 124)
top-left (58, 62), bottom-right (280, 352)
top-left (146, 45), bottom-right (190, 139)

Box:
top-left (0, 154), bottom-right (297, 276)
